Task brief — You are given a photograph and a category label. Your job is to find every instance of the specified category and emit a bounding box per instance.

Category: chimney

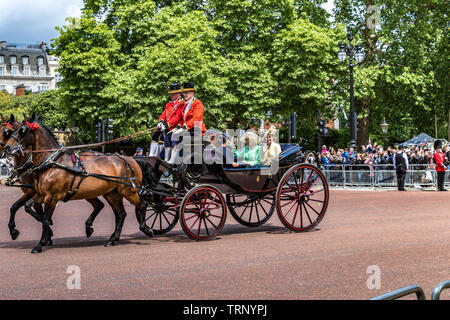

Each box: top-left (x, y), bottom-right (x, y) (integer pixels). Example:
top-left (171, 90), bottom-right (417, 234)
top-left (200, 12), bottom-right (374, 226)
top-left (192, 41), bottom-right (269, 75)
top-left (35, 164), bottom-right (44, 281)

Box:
top-left (15, 84), bottom-right (25, 97)
top-left (40, 41), bottom-right (47, 52)
top-left (0, 41), bottom-right (6, 50)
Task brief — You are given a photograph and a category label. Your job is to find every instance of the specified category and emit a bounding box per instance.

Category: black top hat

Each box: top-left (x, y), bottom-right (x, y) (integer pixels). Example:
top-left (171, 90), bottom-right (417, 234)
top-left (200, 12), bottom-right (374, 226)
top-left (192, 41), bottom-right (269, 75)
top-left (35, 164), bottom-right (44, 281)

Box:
top-left (168, 83), bottom-right (182, 94)
top-left (183, 82), bottom-right (195, 92)
top-left (434, 139), bottom-right (443, 150)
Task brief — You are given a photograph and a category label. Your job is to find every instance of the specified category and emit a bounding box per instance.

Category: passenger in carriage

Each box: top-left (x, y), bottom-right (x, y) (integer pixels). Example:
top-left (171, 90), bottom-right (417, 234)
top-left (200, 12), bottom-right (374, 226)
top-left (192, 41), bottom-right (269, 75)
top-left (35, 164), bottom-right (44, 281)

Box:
top-left (150, 83), bottom-right (185, 160)
top-left (261, 126), bottom-right (281, 166)
top-left (232, 131), bottom-right (261, 167)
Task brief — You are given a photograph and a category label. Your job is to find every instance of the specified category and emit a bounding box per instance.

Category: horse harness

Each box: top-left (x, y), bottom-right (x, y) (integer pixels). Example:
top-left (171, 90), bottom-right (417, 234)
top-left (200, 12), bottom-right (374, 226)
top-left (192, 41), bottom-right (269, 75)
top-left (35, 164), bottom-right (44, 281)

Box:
top-left (5, 145), bottom-right (141, 202)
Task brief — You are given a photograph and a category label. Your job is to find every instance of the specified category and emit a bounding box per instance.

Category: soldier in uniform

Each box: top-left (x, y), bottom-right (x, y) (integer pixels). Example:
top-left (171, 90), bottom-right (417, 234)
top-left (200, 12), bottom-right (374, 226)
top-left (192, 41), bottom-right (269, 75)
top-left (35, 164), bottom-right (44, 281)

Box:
top-left (149, 83), bottom-right (185, 160)
top-left (434, 140), bottom-right (447, 191)
top-left (393, 145), bottom-right (408, 191)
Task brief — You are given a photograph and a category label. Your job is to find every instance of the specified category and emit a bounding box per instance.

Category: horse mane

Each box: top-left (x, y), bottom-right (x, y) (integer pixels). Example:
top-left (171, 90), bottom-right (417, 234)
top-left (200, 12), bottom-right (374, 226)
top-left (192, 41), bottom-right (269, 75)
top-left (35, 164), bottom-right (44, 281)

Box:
top-left (34, 119), bottom-right (60, 146)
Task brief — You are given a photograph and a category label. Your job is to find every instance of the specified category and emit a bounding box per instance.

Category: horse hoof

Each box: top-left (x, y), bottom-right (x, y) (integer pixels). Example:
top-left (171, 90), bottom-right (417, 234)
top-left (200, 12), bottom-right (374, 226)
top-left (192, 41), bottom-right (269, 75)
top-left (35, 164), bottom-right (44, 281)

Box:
top-left (31, 246), bottom-right (42, 254)
top-left (10, 229), bottom-right (20, 240)
top-left (40, 239), bottom-right (53, 246)
top-left (105, 240), bottom-right (115, 247)
top-left (142, 226), bottom-right (154, 238)
top-left (85, 226), bottom-right (94, 238)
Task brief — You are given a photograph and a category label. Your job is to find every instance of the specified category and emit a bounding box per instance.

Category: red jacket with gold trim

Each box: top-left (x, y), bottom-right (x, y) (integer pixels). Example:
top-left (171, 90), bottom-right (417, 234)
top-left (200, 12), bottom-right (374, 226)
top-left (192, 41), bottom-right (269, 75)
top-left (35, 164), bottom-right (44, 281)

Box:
top-left (181, 98), bottom-right (207, 132)
top-left (159, 98), bottom-right (186, 130)
top-left (434, 151), bottom-right (447, 172)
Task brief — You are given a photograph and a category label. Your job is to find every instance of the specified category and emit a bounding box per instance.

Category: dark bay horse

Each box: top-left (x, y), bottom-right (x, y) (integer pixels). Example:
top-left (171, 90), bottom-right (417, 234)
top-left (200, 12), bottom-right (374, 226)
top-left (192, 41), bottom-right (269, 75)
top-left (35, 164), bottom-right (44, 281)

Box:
top-left (3, 116), bottom-right (153, 253)
top-left (0, 114), bottom-right (106, 241)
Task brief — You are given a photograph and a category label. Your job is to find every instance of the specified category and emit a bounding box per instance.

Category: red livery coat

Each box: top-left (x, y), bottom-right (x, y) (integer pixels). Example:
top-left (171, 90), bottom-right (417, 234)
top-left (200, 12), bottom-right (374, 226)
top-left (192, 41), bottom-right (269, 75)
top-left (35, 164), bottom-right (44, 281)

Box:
top-left (181, 98), bottom-right (207, 132)
top-left (159, 98), bottom-right (185, 130)
top-left (434, 151), bottom-right (446, 172)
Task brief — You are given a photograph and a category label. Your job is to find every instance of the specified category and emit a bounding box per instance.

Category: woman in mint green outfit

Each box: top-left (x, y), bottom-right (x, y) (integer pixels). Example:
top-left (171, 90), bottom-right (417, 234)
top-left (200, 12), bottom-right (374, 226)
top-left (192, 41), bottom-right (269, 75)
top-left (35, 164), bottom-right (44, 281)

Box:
top-left (233, 132), bottom-right (261, 167)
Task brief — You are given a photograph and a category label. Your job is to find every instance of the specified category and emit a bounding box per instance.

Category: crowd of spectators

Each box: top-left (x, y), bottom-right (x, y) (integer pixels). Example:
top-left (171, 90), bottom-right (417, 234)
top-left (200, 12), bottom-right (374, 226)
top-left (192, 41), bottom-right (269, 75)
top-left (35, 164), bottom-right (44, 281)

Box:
top-left (319, 142), bottom-right (448, 171)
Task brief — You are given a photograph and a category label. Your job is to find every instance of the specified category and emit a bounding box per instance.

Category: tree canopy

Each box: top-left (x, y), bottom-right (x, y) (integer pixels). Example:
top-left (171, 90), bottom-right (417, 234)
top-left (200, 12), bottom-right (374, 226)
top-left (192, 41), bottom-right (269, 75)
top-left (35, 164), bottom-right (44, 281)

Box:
top-left (35, 0), bottom-right (449, 147)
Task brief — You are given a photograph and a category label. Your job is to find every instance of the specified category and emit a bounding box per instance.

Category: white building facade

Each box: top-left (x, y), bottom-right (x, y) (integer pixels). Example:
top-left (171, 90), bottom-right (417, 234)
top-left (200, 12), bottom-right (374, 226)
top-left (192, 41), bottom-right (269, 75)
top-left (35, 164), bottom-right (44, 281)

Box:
top-left (0, 41), bottom-right (61, 94)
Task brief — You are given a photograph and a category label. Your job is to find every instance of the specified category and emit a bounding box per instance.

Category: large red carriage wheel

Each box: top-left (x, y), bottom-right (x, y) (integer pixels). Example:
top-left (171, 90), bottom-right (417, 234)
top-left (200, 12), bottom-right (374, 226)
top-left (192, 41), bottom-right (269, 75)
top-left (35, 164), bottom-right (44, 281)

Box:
top-left (144, 196), bottom-right (180, 235)
top-left (227, 193), bottom-right (275, 227)
top-left (180, 185), bottom-right (227, 240)
top-left (276, 164), bottom-right (329, 232)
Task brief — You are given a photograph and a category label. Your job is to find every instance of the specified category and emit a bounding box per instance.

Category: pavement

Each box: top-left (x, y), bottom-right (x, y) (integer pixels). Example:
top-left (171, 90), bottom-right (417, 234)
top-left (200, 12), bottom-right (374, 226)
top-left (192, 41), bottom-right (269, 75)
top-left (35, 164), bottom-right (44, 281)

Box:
top-left (0, 186), bottom-right (448, 300)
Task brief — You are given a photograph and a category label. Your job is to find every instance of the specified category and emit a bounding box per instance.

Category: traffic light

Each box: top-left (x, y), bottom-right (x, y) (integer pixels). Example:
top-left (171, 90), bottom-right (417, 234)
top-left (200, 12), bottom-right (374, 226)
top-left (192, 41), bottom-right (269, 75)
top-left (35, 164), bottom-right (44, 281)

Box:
top-left (96, 120), bottom-right (103, 142)
top-left (317, 119), bottom-right (329, 137)
top-left (104, 118), bottom-right (113, 141)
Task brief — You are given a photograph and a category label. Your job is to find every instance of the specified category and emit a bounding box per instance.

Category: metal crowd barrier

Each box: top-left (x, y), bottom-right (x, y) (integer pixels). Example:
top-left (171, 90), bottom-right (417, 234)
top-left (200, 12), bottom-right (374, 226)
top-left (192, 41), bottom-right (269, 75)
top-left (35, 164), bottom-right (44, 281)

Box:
top-left (372, 280), bottom-right (450, 300)
top-left (321, 164), bottom-right (450, 189)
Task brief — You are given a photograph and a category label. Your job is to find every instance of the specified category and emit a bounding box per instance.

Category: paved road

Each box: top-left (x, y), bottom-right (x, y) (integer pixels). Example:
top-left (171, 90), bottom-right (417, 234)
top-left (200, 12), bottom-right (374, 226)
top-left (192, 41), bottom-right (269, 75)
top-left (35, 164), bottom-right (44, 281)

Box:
top-left (0, 186), bottom-right (448, 300)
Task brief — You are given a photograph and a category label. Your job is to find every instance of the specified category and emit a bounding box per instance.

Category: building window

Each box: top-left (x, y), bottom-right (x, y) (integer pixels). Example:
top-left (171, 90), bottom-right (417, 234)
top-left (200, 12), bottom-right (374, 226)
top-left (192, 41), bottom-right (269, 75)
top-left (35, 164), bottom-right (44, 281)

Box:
top-left (0, 66), bottom-right (5, 76)
top-left (37, 85), bottom-right (48, 92)
top-left (0, 55), bottom-right (4, 63)
top-left (39, 67), bottom-right (46, 77)
top-left (12, 66), bottom-right (18, 76)
top-left (22, 56), bottom-right (29, 65)
top-left (24, 66), bottom-right (31, 76)
top-left (10, 56), bottom-right (17, 64)
top-left (0, 85), bottom-right (6, 91)
top-left (37, 57), bottom-right (44, 65)
top-left (25, 86), bottom-right (31, 92)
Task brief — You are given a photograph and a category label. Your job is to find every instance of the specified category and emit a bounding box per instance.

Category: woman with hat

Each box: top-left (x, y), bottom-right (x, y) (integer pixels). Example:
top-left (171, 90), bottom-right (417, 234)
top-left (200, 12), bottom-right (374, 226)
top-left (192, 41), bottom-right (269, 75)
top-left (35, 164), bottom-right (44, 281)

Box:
top-left (261, 125), bottom-right (281, 166)
top-left (434, 139), bottom-right (447, 191)
top-left (149, 83), bottom-right (185, 160)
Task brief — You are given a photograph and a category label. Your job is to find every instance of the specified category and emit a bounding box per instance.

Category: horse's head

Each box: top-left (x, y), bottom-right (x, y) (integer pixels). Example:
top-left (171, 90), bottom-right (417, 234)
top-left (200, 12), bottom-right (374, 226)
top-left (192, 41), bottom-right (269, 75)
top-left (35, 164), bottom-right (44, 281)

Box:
top-left (3, 114), bottom-right (41, 157)
top-left (0, 114), bottom-right (21, 156)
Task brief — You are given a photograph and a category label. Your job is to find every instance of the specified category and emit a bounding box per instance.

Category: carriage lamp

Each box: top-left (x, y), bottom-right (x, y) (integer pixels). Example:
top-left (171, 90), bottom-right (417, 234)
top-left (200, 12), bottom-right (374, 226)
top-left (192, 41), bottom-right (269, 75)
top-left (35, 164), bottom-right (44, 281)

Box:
top-left (337, 30), bottom-right (365, 149)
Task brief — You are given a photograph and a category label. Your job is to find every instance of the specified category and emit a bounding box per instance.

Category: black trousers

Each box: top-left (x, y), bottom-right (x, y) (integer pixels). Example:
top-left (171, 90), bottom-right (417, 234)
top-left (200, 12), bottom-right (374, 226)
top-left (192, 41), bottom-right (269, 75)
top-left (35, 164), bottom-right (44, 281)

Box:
top-left (437, 171), bottom-right (445, 190)
top-left (396, 170), bottom-right (406, 190)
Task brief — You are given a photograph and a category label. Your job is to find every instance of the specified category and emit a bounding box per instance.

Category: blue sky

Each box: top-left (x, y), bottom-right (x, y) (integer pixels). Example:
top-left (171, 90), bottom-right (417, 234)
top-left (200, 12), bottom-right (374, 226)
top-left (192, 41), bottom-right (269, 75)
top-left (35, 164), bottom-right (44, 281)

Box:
top-left (0, 0), bottom-right (83, 45)
top-left (0, 0), bottom-right (334, 46)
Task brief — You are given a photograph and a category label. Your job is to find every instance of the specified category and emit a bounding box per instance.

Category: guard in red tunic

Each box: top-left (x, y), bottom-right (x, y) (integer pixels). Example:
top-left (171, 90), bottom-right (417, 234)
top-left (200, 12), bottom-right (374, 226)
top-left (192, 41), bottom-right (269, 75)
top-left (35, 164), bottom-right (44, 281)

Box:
top-left (434, 140), bottom-right (447, 191)
top-left (150, 83), bottom-right (185, 160)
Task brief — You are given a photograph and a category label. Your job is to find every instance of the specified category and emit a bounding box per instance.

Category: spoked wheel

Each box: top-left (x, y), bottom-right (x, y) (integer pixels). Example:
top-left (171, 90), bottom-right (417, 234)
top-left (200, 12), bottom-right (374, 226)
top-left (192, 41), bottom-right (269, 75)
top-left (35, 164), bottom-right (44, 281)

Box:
top-left (276, 164), bottom-right (329, 232)
top-left (227, 193), bottom-right (275, 227)
top-left (180, 185), bottom-right (227, 240)
top-left (144, 196), bottom-right (180, 235)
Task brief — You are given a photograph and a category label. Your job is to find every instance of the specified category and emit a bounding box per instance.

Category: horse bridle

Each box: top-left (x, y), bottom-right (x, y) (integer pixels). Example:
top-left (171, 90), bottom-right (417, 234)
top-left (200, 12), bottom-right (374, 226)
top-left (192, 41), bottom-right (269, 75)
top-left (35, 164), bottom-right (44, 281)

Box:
top-left (3, 122), bottom-right (34, 156)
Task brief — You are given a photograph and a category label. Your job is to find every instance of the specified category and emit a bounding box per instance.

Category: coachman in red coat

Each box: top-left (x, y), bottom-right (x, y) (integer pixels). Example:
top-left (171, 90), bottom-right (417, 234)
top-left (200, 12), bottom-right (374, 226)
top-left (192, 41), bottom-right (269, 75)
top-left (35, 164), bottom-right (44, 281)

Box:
top-left (434, 140), bottom-right (448, 191)
top-left (150, 83), bottom-right (185, 159)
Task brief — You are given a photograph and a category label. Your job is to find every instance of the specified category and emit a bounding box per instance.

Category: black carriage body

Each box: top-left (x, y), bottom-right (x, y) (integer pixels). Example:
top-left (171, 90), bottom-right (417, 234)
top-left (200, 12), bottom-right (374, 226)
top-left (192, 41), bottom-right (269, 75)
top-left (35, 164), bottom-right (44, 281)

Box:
top-left (135, 143), bottom-right (328, 238)
top-left (188, 143), bottom-right (306, 195)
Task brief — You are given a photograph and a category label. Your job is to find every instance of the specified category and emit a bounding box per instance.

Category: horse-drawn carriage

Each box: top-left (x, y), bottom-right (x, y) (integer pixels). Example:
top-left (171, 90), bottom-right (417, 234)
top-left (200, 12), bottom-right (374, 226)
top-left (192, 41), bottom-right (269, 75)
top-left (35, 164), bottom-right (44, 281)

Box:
top-left (136, 139), bottom-right (329, 240)
top-left (0, 115), bottom-right (329, 253)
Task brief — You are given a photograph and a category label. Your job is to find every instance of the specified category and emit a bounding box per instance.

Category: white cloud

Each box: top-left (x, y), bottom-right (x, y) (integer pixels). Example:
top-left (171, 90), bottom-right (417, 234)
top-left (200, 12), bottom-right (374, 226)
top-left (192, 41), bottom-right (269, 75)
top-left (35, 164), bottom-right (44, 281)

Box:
top-left (0, 0), bottom-right (83, 44)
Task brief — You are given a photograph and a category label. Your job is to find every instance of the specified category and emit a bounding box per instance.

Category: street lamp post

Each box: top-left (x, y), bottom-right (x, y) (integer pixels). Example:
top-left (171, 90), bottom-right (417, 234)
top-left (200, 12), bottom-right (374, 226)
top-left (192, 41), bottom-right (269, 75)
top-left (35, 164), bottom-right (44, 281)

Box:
top-left (380, 118), bottom-right (389, 148)
top-left (338, 31), bottom-right (365, 149)
top-left (72, 122), bottom-right (80, 145)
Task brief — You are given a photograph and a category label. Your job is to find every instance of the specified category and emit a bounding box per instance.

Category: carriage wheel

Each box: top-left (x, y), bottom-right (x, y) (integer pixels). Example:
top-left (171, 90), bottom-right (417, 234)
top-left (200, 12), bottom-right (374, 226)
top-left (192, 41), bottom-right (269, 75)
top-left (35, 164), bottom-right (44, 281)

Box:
top-left (276, 164), bottom-right (329, 232)
top-left (180, 185), bottom-right (227, 240)
top-left (227, 193), bottom-right (275, 227)
top-left (144, 196), bottom-right (179, 235)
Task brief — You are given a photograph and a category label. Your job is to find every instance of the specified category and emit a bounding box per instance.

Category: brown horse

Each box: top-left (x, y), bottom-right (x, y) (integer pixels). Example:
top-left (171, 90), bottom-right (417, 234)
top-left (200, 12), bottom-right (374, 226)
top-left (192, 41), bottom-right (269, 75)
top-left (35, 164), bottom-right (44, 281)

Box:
top-left (0, 114), bottom-right (106, 242)
top-left (3, 116), bottom-right (153, 253)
